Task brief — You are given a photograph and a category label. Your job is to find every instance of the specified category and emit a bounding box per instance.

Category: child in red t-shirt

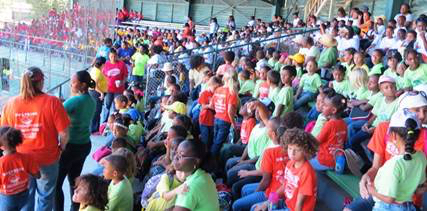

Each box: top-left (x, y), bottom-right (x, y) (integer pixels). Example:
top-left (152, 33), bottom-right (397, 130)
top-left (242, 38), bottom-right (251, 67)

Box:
top-left (0, 127), bottom-right (40, 211)
top-left (254, 128), bottom-right (318, 211)
top-left (311, 93), bottom-right (348, 171)
top-left (199, 76), bottom-right (222, 148)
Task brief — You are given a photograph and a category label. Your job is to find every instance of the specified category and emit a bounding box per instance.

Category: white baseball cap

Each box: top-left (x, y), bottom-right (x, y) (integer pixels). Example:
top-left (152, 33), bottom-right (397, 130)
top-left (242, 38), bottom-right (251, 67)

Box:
top-left (378, 75), bottom-right (396, 85)
top-left (389, 109), bottom-right (421, 129)
top-left (414, 84), bottom-right (427, 94)
top-left (398, 91), bottom-right (427, 110)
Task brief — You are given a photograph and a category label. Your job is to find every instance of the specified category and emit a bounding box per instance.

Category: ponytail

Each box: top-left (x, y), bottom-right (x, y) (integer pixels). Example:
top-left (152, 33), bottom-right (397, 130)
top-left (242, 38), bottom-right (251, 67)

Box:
top-left (20, 67), bottom-right (44, 100)
top-left (76, 70), bottom-right (96, 92)
top-left (403, 118), bottom-right (419, 160)
top-left (389, 118), bottom-right (420, 161)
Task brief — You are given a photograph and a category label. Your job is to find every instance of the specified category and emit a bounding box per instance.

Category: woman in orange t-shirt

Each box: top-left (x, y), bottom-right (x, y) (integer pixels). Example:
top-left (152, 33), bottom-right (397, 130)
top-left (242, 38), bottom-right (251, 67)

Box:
top-left (210, 70), bottom-right (239, 156)
top-left (0, 67), bottom-right (70, 210)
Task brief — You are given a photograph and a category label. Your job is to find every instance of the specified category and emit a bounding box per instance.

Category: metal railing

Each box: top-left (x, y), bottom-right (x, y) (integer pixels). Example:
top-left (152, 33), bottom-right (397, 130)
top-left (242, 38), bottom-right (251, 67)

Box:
top-left (143, 27), bottom-right (320, 105)
top-left (0, 39), bottom-right (95, 100)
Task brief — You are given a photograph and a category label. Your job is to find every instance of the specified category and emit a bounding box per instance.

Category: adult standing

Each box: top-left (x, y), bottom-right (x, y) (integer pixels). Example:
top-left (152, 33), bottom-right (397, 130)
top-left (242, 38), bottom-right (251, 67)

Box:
top-left (100, 49), bottom-right (128, 124)
top-left (55, 71), bottom-right (96, 211)
top-left (0, 67), bottom-right (70, 211)
top-left (172, 140), bottom-right (220, 211)
top-left (131, 44), bottom-right (150, 83)
top-left (89, 57), bottom-right (107, 133)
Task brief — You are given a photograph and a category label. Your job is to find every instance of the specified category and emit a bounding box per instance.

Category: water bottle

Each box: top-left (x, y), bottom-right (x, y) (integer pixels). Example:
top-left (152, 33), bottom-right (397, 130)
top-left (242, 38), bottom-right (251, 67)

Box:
top-left (268, 192), bottom-right (279, 211)
top-left (335, 152), bottom-right (346, 174)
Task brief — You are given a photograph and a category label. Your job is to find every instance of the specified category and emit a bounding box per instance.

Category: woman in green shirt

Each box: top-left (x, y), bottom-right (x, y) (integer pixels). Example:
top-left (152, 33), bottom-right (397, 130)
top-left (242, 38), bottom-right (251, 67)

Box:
top-left (55, 70), bottom-right (96, 211)
top-left (173, 140), bottom-right (220, 211)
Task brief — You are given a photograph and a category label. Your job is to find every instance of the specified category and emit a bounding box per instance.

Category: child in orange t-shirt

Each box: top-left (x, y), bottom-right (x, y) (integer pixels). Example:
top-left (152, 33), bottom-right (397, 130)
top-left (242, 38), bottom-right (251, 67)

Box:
top-left (254, 128), bottom-right (318, 211)
top-left (210, 70), bottom-right (239, 156)
top-left (232, 117), bottom-right (289, 211)
top-left (0, 126), bottom-right (40, 211)
top-left (311, 93), bottom-right (348, 171)
top-left (199, 76), bottom-right (222, 148)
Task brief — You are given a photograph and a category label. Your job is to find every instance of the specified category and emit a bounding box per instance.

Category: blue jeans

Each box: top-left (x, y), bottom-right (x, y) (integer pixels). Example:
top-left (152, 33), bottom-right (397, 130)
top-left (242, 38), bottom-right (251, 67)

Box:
top-left (212, 118), bottom-right (231, 156)
top-left (310, 156), bottom-right (334, 171)
top-left (24, 161), bottom-right (59, 211)
top-left (345, 196), bottom-right (375, 210)
top-left (373, 201), bottom-right (416, 211)
top-left (100, 92), bottom-right (120, 124)
top-left (226, 157), bottom-right (255, 186)
top-left (200, 124), bottom-right (214, 148)
top-left (0, 190), bottom-right (29, 210)
top-left (295, 91), bottom-right (316, 110)
top-left (251, 200), bottom-right (289, 211)
top-left (232, 183), bottom-right (266, 211)
top-left (89, 90), bottom-right (103, 133)
top-left (349, 130), bottom-right (372, 167)
top-left (344, 118), bottom-right (367, 147)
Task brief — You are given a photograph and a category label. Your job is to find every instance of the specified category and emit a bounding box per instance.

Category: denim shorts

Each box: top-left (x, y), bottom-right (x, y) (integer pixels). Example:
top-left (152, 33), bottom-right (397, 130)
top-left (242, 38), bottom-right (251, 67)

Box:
top-left (373, 201), bottom-right (416, 211)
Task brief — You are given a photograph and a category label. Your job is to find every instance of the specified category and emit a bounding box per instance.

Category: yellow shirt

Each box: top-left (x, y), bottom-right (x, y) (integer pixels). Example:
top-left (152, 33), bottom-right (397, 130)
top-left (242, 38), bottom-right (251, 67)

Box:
top-left (90, 67), bottom-right (108, 93)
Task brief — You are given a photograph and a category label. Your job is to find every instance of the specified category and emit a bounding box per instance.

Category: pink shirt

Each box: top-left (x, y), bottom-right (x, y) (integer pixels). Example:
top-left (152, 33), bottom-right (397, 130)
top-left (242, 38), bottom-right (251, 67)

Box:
top-left (102, 60), bottom-right (128, 93)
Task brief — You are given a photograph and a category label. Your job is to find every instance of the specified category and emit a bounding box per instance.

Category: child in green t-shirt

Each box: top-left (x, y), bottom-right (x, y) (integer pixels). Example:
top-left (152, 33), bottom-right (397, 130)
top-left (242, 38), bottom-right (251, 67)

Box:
top-left (238, 69), bottom-right (255, 96)
top-left (268, 51), bottom-right (280, 70)
top-left (73, 174), bottom-right (108, 211)
top-left (114, 94), bottom-right (129, 114)
top-left (383, 51), bottom-right (405, 92)
top-left (267, 70), bottom-right (281, 108)
top-left (101, 155), bottom-right (134, 211)
top-left (352, 51), bottom-right (369, 74)
top-left (368, 111), bottom-right (426, 209)
top-left (342, 47), bottom-right (356, 78)
top-left (349, 67), bottom-right (369, 101)
top-left (330, 64), bottom-right (350, 98)
top-left (294, 59), bottom-right (321, 110)
top-left (369, 49), bottom-right (385, 76)
top-left (274, 65), bottom-right (296, 117)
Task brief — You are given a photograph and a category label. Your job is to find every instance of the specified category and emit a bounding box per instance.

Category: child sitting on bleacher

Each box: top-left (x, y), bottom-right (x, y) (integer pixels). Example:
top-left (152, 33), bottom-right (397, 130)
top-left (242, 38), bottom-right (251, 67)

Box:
top-left (352, 52), bottom-right (370, 73)
top-left (367, 111), bottom-right (426, 210)
top-left (232, 117), bottom-right (289, 210)
top-left (101, 155), bottom-right (134, 211)
top-left (403, 49), bottom-right (427, 89)
top-left (253, 128), bottom-right (318, 211)
top-left (369, 49), bottom-right (385, 76)
top-left (238, 69), bottom-right (255, 97)
top-left (342, 47), bottom-right (356, 77)
top-left (253, 66), bottom-right (270, 99)
top-left (294, 58), bottom-right (322, 110)
top-left (114, 94), bottom-right (130, 114)
top-left (267, 70), bottom-right (281, 110)
top-left (348, 68), bottom-right (370, 101)
top-left (274, 65), bottom-right (296, 117)
top-left (350, 76), bottom-right (399, 173)
top-left (383, 50), bottom-right (405, 91)
top-left (311, 93), bottom-right (347, 171)
top-left (330, 64), bottom-right (350, 97)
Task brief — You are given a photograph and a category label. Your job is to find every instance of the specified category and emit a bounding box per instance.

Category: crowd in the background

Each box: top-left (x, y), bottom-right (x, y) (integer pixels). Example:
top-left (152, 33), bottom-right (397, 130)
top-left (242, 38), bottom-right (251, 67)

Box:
top-left (0, 3), bottom-right (114, 54)
top-left (1, 2), bottom-right (427, 211)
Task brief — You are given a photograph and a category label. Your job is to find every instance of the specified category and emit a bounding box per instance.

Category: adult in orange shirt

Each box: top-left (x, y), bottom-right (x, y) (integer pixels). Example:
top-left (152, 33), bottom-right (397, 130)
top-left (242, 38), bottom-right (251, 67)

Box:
top-left (345, 92), bottom-right (427, 211)
top-left (311, 94), bottom-right (347, 170)
top-left (0, 67), bottom-right (70, 211)
top-left (209, 70), bottom-right (239, 156)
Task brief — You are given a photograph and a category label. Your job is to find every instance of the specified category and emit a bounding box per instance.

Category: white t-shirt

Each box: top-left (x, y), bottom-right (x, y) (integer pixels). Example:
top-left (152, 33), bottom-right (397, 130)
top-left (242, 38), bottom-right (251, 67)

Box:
top-left (248, 20), bottom-right (256, 27)
top-left (394, 13), bottom-right (414, 22)
top-left (337, 36), bottom-right (360, 51)
top-left (378, 37), bottom-right (397, 50)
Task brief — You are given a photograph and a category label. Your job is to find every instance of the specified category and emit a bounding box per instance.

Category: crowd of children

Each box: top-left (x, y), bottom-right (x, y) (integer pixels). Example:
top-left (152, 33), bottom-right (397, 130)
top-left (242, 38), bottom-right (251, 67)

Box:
top-left (1, 2), bottom-right (427, 211)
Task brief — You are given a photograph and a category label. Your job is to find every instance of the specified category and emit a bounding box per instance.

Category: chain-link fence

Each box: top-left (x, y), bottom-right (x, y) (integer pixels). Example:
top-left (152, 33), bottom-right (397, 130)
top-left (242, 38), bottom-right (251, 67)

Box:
top-left (0, 0), bottom-right (117, 104)
top-left (142, 28), bottom-right (318, 106)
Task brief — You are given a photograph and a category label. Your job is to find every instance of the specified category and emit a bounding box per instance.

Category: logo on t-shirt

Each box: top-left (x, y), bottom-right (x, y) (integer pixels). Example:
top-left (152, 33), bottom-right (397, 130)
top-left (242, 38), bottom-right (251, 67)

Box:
top-left (284, 167), bottom-right (299, 199)
top-left (106, 68), bottom-right (121, 77)
top-left (15, 112), bottom-right (40, 140)
top-left (386, 140), bottom-right (399, 157)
